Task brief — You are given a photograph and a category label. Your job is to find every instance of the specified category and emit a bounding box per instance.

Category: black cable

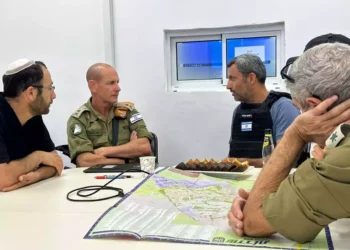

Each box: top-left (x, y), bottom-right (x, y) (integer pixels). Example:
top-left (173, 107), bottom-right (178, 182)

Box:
top-left (66, 168), bottom-right (151, 202)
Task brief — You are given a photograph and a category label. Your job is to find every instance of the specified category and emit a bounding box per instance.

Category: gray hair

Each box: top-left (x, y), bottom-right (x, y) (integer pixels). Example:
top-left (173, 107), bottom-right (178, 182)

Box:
top-left (227, 54), bottom-right (266, 83)
top-left (287, 43), bottom-right (350, 109)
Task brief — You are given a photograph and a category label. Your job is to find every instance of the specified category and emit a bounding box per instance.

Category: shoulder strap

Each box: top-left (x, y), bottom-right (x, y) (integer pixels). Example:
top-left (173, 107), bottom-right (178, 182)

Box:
top-left (71, 104), bottom-right (90, 119)
top-left (112, 117), bottom-right (119, 146)
top-left (264, 90), bottom-right (292, 109)
top-left (112, 117), bottom-right (129, 163)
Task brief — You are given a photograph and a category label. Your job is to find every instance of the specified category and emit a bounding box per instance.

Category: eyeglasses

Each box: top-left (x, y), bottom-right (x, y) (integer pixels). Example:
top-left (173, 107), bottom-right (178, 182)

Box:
top-left (280, 63), bottom-right (295, 83)
top-left (32, 85), bottom-right (56, 91)
top-left (280, 65), bottom-right (322, 100)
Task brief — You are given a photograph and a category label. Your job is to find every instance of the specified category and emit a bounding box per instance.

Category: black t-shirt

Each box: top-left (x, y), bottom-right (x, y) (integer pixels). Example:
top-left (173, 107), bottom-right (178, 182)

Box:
top-left (0, 94), bottom-right (55, 164)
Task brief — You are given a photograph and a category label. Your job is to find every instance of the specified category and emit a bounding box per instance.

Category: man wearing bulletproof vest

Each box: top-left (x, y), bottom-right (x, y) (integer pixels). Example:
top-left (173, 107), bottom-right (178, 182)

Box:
top-left (227, 54), bottom-right (300, 167)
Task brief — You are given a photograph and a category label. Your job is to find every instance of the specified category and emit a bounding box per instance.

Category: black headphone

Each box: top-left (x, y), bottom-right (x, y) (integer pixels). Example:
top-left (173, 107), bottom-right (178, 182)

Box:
top-left (66, 168), bottom-right (150, 202)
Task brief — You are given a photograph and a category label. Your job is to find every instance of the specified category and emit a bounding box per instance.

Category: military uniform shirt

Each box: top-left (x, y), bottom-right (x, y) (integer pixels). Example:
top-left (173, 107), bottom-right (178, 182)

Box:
top-left (262, 123), bottom-right (350, 243)
top-left (67, 99), bottom-right (152, 164)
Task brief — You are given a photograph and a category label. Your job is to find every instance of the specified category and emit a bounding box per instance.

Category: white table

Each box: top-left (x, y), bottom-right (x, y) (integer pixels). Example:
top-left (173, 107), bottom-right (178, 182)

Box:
top-left (0, 168), bottom-right (349, 250)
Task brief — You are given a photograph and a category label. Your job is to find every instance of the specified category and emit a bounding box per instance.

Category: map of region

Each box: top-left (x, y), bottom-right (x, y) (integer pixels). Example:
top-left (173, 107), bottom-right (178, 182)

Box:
top-left (153, 174), bottom-right (236, 229)
top-left (85, 168), bottom-right (332, 250)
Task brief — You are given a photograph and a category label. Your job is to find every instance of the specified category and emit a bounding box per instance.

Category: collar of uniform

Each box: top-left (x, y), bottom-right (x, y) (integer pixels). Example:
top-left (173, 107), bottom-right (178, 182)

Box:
top-left (325, 123), bottom-right (350, 149)
top-left (86, 98), bottom-right (115, 123)
top-left (85, 98), bottom-right (99, 122)
top-left (108, 104), bottom-right (116, 123)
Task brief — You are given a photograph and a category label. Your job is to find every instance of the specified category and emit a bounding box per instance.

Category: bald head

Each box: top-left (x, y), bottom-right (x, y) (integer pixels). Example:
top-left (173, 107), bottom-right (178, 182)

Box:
top-left (86, 63), bottom-right (121, 104)
top-left (86, 63), bottom-right (114, 83)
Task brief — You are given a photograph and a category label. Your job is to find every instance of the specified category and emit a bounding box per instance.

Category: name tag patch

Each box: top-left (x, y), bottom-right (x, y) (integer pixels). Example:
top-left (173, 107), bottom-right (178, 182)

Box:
top-left (87, 130), bottom-right (103, 136)
top-left (130, 113), bottom-right (143, 124)
top-left (241, 121), bottom-right (252, 132)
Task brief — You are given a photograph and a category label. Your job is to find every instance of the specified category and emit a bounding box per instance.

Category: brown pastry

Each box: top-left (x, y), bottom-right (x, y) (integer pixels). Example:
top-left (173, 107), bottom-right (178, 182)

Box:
top-left (195, 158), bottom-right (206, 170)
top-left (197, 162), bottom-right (205, 170)
top-left (186, 159), bottom-right (195, 164)
top-left (186, 163), bottom-right (196, 170)
top-left (176, 162), bottom-right (187, 170)
top-left (221, 158), bottom-right (230, 164)
top-left (232, 158), bottom-right (242, 166)
top-left (213, 163), bottom-right (221, 171)
top-left (193, 158), bottom-right (200, 167)
top-left (241, 161), bottom-right (249, 168)
top-left (202, 158), bottom-right (209, 165)
top-left (222, 163), bottom-right (231, 172)
top-left (183, 159), bottom-right (194, 170)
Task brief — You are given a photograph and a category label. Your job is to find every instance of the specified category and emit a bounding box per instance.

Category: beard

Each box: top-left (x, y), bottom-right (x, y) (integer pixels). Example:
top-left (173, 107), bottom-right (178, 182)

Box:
top-left (29, 94), bottom-right (50, 116)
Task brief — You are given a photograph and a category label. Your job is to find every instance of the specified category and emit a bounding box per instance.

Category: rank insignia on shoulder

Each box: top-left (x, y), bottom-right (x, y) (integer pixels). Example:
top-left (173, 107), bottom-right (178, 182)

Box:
top-left (115, 101), bottom-right (135, 118)
top-left (115, 109), bottom-right (127, 118)
top-left (116, 101), bottom-right (134, 111)
top-left (70, 123), bottom-right (82, 136)
top-left (71, 104), bottom-right (89, 118)
top-left (326, 123), bottom-right (350, 148)
top-left (130, 113), bottom-right (143, 124)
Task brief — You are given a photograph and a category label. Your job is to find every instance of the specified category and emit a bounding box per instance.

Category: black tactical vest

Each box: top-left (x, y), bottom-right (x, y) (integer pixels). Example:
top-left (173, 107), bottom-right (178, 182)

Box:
top-left (229, 91), bottom-right (292, 158)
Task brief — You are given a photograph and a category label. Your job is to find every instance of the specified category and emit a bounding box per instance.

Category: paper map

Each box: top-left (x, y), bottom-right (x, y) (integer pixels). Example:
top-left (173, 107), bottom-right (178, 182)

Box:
top-left (85, 168), bottom-right (332, 249)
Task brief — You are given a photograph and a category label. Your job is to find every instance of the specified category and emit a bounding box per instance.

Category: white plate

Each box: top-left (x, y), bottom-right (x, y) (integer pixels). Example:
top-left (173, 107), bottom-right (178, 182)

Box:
top-left (186, 166), bottom-right (255, 176)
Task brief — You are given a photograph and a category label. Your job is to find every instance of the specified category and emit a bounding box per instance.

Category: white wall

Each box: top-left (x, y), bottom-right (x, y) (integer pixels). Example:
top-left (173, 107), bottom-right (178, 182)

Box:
top-left (113, 0), bottom-right (350, 165)
top-left (1, 0), bottom-right (350, 166)
top-left (0, 0), bottom-right (106, 148)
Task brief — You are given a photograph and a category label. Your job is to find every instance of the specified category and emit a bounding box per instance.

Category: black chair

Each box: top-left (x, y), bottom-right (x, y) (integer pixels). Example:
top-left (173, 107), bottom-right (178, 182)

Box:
top-left (54, 144), bottom-right (71, 169)
top-left (56, 131), bottom-right (159, 163)
top-left (55, 144), bottom-right (70, 157)
top-left (150, 132), bottom-right (159, 163)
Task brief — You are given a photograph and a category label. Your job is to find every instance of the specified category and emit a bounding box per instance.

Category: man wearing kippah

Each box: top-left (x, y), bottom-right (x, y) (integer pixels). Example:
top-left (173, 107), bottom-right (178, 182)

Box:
top-left (0, 59), bottom-right (63, 192)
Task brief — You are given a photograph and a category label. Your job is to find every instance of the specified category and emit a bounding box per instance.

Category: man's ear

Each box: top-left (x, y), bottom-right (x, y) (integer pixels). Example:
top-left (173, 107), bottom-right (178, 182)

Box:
top-left (305, 97), bottom-right (322, 109)
top-left (246, 72), bottom-right (257, 85)
top-left (88, 80), bottom-right (97, 93)
top-left (23, 86), bottom-right (37, 102)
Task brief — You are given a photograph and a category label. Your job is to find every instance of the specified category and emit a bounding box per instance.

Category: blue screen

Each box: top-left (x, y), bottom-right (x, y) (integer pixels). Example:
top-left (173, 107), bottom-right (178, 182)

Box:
top-left (176, 40), bottom-right (222, 81)
top-left (226, 36), bottom-right (276, 77)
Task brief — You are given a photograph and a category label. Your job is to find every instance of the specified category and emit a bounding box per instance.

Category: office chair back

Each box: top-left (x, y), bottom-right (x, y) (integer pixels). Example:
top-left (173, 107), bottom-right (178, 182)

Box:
top-left (150, 132), bottom-right (159, 163)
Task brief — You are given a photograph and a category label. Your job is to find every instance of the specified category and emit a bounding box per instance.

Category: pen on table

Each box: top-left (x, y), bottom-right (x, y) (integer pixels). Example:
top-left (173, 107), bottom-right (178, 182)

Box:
top-left (94, 175), bottom-right (132, 179)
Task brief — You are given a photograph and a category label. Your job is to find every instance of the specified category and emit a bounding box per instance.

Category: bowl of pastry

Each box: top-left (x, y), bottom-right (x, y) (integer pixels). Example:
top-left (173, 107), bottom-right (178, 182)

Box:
top-left (175, 158), bottom-right (253, 174)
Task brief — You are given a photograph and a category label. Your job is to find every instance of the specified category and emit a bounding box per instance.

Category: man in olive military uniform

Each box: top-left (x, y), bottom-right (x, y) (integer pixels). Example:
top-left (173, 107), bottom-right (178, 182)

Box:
top-left (67, 63), bottom-right (152, 167)
top-left (227, 43), bottom-right (350, 243)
